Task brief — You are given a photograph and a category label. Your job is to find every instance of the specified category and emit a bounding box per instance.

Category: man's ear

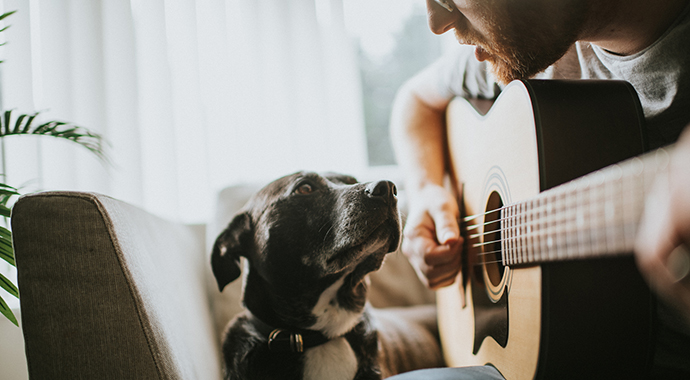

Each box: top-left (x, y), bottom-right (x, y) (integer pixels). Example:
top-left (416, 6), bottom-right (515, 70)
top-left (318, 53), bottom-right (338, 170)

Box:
top-left (211, 212), bottom-right (252, 291)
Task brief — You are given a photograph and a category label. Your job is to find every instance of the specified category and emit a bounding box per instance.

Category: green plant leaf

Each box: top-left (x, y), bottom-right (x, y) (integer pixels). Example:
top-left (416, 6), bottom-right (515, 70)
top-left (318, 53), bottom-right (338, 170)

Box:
top-left (0, 10), bottom-right (17, 22)
top-left (12, 113), bottom-right (27, 134)
top-left (0, 237), bottom-right (15, 267)
top-left (0, 233), bottom-right (13, 248)
top-left (33, 121), bottom-right (61, 135)
top-left (0, 184), bottom-right (19, 207)
top-left (0, 189), bottom-right (19, 198)
top-left (22, 113), bottom-right (38, 134)
top-left (0, 204), bottom-right (10, 218)
top-left (0, 295), bottom-right (18, 326)
top-left (0, 272), bottom-right (18, 299)
top-left (0, 226), bottom-right (12, 240)
top-left (0, 183), bottom-right (19, 194)
top-left (2, 110), bottom-right (11, 135)
top-left (0, 111), bottom-right (109, 164)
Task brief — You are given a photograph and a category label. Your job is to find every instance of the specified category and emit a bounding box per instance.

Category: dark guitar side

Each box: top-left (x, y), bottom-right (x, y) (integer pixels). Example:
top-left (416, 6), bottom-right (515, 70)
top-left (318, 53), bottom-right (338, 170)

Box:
top-left (525, 80), bottom-right (654, 379)
top-left (438, 79), bottom-right (656, 379)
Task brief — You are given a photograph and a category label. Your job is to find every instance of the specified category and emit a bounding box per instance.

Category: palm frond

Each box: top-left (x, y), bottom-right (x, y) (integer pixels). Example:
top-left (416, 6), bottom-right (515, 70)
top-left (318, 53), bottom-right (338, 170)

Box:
top-left (0, 110), bottom-right (109, 164)
top-left (0, 10), bottom-right (15, 64)
top-left (0, 296), bottom-right (18, 326)
top-left (0, 10), bottom-right (16, 22)
top-left (0, 183), bottom-right (19, 207)
top-left (0, 232), bottom-right (14, 266)
top-left (0, 272), bottom-right (18, 298)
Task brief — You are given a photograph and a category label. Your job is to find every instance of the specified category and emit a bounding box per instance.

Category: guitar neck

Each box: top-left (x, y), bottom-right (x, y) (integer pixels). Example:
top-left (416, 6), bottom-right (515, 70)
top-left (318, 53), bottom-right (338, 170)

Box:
top-left (501, 146), bottom-right (672, 266)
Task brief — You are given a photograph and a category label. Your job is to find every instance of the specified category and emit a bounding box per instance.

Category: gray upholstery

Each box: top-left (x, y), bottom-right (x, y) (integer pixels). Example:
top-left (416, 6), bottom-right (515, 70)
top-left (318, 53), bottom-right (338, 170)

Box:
top-left (11, 187), bottom-right (434, 379)
top-left (12, 192), bottom-right (221, 380)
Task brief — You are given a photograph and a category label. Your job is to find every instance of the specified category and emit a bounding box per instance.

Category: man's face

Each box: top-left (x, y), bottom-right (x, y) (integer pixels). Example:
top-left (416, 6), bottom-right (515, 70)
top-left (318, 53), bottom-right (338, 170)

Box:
top-left (427, 0), bottom-right (588, 84)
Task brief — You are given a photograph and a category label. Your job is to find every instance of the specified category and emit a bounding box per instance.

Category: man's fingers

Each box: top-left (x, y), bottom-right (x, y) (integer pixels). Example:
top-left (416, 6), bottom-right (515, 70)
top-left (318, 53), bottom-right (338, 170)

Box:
top-left (635, 178), bottom-right (679, 290)
top-left (401, 232), bottom-right (462, 288)
top-left (400, 188), bottom-right (463, 289)
top-left (423, 240), bottom-right (462, 266)
top-left (425, 259), bottom-right (463, 289)
top-left (429, 205), bottom-right (460, 245)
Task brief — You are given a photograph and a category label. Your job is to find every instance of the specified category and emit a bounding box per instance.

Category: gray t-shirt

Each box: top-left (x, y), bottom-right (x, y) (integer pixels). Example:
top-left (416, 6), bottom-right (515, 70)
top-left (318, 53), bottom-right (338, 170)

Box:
top-left (433, 3), bottom-right (690, 374)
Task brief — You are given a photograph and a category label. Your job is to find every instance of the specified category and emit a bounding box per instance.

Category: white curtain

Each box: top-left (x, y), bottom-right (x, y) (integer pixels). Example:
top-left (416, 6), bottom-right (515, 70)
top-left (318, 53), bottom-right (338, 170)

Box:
top-left (0, 0), bottom-right (368, 223)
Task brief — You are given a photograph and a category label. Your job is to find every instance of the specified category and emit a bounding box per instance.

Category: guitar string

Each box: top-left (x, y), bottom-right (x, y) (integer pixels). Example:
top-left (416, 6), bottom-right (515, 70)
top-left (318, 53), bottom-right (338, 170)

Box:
top-left (465, 193), bottom-right (642, 264)
top-left (464, 198), bottom-right (643, 236)
top-left (453, 148), bottom-right (670, 268)
top-left (469, 219), bottom-right (642, 267)
top-left (464, 196), bottom-right (643, 242)
top-left (469, 220), bottom-right (641, 253)
top-left (462, 180), bottom-right (646, 232)
top-left (467, 208), bottom-right (642, 243)
top-left (461, 173), bottom-right (647, 236)
top-left (461, 159), bottom-right (653, 227)
top-left (478, 259), bottom-right (506, 266)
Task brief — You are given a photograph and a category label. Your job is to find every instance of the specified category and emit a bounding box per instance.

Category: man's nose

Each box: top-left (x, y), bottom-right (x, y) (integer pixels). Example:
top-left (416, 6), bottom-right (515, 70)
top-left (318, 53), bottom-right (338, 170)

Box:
top-left (426, 0), bottom-right (458, 35)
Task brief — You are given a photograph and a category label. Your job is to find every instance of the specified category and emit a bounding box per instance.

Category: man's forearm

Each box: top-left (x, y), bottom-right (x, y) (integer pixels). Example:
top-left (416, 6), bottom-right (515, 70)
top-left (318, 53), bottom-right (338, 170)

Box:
top-left (390, 80), bottom-right (451, 197)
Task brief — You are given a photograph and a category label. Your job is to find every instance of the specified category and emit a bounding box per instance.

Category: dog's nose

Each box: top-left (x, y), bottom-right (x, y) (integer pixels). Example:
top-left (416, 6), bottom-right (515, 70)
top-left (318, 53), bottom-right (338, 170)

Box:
top-left (366, 180), bottom-right (397, 203)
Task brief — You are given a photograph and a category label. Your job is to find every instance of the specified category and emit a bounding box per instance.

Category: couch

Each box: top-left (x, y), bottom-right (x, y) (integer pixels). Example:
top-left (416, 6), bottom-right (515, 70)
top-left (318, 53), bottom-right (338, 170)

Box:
top-left (10, 185), bottom-right (434, 379)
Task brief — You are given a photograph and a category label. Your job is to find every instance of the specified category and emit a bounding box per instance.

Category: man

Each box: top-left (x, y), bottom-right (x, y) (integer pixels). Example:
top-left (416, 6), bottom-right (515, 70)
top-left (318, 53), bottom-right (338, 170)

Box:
top-left (389, 0), bottom-right (690, 378)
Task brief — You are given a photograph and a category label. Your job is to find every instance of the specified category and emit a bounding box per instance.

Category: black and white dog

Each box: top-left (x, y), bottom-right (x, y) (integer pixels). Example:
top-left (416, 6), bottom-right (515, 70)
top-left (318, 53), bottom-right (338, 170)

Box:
top-left (211, 172), bottom-right (443, 380)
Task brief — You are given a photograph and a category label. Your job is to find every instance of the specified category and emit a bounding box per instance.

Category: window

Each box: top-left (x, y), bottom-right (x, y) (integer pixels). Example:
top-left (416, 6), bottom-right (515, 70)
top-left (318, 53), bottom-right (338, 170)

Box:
top-left (344, 0), bottom-right (446, 166)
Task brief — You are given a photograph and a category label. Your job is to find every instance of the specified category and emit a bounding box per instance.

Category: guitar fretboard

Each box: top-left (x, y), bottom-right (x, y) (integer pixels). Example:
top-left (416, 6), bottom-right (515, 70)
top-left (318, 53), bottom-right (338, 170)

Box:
top-left (498, 147), bottom-right (672, 266)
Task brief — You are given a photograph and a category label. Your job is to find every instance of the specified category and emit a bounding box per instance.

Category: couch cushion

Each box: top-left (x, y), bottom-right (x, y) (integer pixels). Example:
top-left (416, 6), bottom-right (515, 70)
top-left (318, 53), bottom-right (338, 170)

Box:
top-left (12, 192), bottom-right (221, 380)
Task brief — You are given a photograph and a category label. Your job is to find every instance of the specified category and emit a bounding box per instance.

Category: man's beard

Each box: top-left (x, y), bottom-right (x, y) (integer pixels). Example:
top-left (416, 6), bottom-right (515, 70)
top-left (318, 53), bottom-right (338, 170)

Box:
top-left (478, 33), bottom-right (572, 85)
top-left (455, 3), bottom-right (585, 84)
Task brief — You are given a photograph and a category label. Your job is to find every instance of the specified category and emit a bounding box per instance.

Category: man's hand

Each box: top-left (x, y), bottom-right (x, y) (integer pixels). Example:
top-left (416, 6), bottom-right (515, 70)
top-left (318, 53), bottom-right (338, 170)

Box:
top-left (402, 183), bottom-right (463, 290)
top-left (635, 127), bottom-right (690, 324)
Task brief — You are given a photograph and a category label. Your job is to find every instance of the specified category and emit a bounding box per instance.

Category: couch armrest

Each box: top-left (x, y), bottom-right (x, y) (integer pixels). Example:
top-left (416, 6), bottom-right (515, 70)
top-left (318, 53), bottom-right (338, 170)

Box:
top-left (12, 192), bottom-right (221, 380)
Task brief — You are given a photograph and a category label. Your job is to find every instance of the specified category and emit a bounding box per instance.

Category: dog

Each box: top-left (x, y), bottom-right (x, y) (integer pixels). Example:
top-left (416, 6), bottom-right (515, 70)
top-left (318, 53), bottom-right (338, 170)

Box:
top-left (211, 171), bottom-right (444, 380)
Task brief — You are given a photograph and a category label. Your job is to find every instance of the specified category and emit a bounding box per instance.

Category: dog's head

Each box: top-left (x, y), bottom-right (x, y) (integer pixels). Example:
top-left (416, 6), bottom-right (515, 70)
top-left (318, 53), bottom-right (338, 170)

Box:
top-left (212, 171), bottom-right (400, 289)
top-left (211, 172), bottom-right (400, 330)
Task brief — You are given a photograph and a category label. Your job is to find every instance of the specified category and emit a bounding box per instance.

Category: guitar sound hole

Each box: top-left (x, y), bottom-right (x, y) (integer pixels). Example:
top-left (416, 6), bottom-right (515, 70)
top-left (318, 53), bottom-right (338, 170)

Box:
top-left (484, 191), bottom-right (504, 287)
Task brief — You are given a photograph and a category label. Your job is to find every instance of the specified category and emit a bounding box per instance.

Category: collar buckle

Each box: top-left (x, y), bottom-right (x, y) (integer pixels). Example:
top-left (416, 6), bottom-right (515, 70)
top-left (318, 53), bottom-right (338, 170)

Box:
top-left (267, 329), bottom-right (304, 353)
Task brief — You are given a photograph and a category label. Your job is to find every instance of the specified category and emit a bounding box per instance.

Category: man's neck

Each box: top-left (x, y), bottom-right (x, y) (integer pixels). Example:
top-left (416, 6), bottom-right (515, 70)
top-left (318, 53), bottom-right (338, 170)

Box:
top-left (582, 0), bottom-right (689, 55)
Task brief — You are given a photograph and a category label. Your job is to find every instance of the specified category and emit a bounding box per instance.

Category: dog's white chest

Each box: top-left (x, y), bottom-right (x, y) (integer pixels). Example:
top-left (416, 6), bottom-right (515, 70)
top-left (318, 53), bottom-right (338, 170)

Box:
top-left (303, 337), bottom-right (358, 380)
top-left (310, 274), bottom-right (363, 338)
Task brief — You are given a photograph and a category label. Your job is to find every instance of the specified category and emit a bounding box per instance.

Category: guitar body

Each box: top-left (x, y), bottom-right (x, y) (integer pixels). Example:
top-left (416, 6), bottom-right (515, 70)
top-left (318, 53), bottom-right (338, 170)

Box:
top-left (437, 80), bottom-right (655, 379)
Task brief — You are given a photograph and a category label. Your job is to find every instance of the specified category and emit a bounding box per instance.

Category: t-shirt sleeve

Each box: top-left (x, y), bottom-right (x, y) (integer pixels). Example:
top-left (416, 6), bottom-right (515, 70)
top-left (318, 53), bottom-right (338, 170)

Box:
top-left (432, 45), bottom-right (502, 100)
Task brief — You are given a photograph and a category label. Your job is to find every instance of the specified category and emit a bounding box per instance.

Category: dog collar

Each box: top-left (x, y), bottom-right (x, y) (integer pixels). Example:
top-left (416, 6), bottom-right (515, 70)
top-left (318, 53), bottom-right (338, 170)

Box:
top-left (252, 318), bottom-right (331, 353)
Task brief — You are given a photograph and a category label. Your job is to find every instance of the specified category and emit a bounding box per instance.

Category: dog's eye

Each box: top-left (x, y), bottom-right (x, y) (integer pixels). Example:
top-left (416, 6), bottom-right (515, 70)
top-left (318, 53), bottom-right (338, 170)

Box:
top-left (295, 183), bottom-right (314, 195)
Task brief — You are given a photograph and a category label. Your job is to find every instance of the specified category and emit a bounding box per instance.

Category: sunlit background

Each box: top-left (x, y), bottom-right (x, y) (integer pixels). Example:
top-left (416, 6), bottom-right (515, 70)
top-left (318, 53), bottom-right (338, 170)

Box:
top-left (0, 0), bottom-right (456, 307)
top-left (0, 0), bottom-right (457, 222)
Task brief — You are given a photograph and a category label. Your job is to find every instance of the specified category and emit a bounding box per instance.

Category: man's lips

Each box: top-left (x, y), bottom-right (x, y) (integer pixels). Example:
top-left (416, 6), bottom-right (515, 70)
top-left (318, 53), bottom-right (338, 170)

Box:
top-left (475, 45), bottom-right (490, 61)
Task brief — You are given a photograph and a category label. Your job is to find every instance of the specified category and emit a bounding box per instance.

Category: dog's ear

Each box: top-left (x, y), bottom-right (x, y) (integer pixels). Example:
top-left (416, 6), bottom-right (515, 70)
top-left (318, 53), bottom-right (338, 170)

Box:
top-left (322, 172), bottom-right (358, 185)
top-left (211, 212), bottom-right (252, 291)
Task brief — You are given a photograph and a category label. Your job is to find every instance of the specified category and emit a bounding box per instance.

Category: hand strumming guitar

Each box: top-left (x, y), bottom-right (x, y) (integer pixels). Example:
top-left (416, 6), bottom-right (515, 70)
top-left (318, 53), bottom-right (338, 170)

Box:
top-left (402, 183), bottom-right (463, 290)
top-left (636, 126), bottom-right (690, 325)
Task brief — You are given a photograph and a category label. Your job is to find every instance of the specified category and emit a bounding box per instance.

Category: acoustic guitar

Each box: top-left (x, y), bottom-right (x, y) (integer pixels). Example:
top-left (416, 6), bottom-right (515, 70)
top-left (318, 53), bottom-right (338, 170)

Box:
top-left (437, 80), bottom-right (665, 379)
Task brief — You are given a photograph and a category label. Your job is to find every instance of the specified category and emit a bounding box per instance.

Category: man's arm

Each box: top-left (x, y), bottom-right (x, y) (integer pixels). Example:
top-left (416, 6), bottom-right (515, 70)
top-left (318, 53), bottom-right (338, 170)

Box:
top-left (390, 64), bottom-right (463, 290)
top-left (635, 126), bottom-right (690, 324)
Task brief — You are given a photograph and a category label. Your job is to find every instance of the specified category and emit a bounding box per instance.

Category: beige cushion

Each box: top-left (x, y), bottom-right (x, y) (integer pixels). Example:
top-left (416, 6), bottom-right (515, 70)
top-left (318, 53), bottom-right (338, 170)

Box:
top-left (12, 192), bottom-right (222, 380)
